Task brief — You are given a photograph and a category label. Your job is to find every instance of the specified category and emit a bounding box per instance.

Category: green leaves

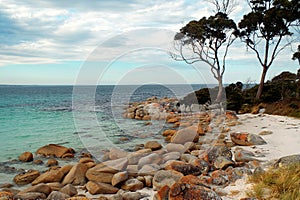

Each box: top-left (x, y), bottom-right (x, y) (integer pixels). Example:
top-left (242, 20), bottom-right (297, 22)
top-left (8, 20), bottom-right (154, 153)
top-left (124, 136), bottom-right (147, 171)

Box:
top-left (180, 12), bottom-right (237, 46)
top-left (239, 12), bottom-right (263, 37)
top-left (239, 0), bottom-right (298, 40)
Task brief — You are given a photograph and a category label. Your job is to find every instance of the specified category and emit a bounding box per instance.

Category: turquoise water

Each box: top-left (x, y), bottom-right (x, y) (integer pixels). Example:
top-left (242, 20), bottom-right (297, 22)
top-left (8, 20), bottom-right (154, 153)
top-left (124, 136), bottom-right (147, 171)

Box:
top-left (0, 84), bottom-right (204, 183)
top-left (0, 85), bottom-right (205, 161)
top-left (0, 86), bottom-right (80, 162)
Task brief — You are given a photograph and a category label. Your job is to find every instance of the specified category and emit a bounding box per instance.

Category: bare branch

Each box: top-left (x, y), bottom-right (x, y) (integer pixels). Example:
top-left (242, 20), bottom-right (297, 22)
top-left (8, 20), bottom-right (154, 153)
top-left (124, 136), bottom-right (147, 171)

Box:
top-left (206, 0), bottom-right (237, 15)
top-left (222, 33), bottom-right (236, 76)
top-left (247, 41), bottom-right (264, 66)
top-left (268, 35), bottom-right (287, 68)
top-left (211, 66), bottom-right (218, 80)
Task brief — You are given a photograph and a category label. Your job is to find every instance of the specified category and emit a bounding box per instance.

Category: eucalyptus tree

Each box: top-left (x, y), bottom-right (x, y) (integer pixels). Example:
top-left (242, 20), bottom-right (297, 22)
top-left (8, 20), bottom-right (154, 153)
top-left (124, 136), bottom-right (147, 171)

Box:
top-left (239, 0), bottom-right (300, 99)
top-left (173, 12), bottom-right (238, 102)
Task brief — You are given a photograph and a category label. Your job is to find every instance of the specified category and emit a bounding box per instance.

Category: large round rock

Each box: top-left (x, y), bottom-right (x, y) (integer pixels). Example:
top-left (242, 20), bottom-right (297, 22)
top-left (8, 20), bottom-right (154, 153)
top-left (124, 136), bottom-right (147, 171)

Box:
top-left (230, 132), bottom-right (266, 146)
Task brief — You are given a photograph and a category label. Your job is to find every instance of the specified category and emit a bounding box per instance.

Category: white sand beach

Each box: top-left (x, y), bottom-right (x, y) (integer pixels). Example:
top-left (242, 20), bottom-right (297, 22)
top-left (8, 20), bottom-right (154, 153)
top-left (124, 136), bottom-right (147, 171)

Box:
top-left (230, 113), bottom-right (300, 162)
top-left (222, 113), bottom-right (300, 199)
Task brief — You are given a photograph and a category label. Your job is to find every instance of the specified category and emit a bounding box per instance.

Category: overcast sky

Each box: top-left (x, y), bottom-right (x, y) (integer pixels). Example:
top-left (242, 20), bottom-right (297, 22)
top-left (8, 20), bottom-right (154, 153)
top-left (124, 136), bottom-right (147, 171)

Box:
top-left (0, 0), bottom-right (299, 85)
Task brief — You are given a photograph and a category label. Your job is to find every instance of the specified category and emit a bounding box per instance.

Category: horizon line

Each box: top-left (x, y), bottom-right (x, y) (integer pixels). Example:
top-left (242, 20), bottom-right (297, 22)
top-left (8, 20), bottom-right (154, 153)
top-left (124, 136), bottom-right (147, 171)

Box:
top-left (0, 82), bottom-right (253, 87)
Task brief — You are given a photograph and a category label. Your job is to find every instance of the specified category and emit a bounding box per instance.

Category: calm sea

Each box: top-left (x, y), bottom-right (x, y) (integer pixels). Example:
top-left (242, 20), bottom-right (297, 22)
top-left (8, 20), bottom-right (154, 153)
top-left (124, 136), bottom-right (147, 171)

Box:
top-left (0, 84), bottom-right (209, 183)
top-left (0, 85), bottom-right (207, 162)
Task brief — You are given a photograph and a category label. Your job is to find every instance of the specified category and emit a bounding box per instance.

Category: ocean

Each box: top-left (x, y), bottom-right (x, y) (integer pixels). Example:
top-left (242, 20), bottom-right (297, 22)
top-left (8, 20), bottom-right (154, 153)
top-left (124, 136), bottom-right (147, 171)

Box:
top-left (0, 84), bottom-right (205, 183)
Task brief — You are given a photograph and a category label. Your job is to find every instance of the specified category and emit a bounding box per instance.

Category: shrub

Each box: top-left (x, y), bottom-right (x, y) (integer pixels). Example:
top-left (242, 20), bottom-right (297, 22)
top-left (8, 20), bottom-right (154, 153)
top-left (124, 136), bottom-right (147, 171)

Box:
top-left (226, 82), bottom-right (244, 112)
top-left (289, 102), bottom-right (299, 109)
top-left (181, 87), bottom-right (215, 105)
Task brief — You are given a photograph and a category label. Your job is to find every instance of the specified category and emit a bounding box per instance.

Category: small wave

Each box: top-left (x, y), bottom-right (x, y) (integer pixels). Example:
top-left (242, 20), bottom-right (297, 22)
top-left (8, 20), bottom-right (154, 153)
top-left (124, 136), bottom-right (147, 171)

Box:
top-left (41, 107), bottom-right (73, 112)
top-left (56, 141), bottom-right (70, 146)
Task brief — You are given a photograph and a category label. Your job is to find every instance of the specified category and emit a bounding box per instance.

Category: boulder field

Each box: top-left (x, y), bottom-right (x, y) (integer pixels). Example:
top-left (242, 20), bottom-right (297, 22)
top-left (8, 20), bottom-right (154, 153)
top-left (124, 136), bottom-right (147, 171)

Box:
top-left (1, 97), bottom-right (299, 199)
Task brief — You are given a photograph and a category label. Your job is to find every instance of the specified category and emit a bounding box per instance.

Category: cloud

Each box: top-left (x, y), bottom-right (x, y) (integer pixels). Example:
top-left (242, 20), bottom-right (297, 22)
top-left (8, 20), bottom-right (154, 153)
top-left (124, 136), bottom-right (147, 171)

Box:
top-left (0, 0), bottom-right (218, 66)
top-left (0, 0), bottom-right (296, 77)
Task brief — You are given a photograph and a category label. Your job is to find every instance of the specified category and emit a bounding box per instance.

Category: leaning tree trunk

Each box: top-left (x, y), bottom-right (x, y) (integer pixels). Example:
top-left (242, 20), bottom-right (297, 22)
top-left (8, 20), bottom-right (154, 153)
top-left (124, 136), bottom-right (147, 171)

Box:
top-left (256, 67), bottom-right (268, 99)
top-left (215, 77), bottom-right (224, 103)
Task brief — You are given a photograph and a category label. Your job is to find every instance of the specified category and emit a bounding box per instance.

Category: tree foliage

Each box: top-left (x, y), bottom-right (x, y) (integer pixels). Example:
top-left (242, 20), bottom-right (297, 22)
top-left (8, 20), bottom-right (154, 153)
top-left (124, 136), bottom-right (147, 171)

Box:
top-left (173, 12), bottom-right (238, 102)
top-left (238, 0), bottom-right (300, 99)
top-left (292, 45), bottom-right (300, 65)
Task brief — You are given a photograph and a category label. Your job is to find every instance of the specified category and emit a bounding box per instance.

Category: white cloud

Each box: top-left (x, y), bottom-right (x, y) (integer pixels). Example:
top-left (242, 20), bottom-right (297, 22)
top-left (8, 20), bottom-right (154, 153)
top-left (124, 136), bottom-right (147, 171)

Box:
top-left (0, 0), bottom-right (297, 85)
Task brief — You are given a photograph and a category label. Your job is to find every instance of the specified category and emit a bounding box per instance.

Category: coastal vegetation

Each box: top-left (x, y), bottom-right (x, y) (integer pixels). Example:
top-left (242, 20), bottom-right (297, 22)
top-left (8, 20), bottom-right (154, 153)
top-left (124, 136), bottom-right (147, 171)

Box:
top-left (247, 163), bottom-right (300, 199)
top-left (239, 0), bottom-right (300, 99)
top-left (174, 0), bottom-right (300, 102)
top-left (181, 69), bottom-right (300, 117)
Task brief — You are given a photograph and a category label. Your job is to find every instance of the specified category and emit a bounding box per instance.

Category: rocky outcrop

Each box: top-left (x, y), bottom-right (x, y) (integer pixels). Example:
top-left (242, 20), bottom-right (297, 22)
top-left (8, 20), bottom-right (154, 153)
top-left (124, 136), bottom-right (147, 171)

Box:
top-left (153, 170), bottom-right (183, 190)
top-left (19, 152), bottom-right (33, 162)
top-left (122, 191), bottom-right (148, 200)
top-left (109, 147), bottom-right (129, 160)
top-left (162, 130), bottom-right (177, 137)
top-left (0, 191), bottom-right (14, 199)
top-left (86, 158), bottom-right (128, 183)
top-left (274, 154), bottom-right (300, 167)
top-left (170, 126), bottom-right (199, 144)
top-left (155, 175), bottom-right (222, 200)
top-left (123, 97), bottom-right (180, 120)
top-left (86, 171), bottom-right (114, 183)
top-left (47, 191), bottom-right (70, 200)
top-left (169, 183), bottom-right (221, 200)
top-left (47, 158), bottom-right (58, 167)
top-left (112, 171), bottom-right (128, 186)
top-left (165, 143), bottom-right (186, 153)
top-left (36, 144), bottom-right (75, 158)
top-left (60, 184), bottom-right (77, 197)
top-left (32, 168), bottom-right (65, 185)
top-left (14, 192), bottom-right (47, 200)
top-left (230, 132), bottom-right (267, 146)
top-left (86, 181), bottom-right (119, 195)
top-left (213, 156), bottom-right (235, 169)
top-left (234, 148), bottom-right (260, 162)
top-left (13, 170), bottom-right (40, 185)
top-left (62, 163), bottom-right (88, 185)
top-left (127, 149), bottom-right (152, 165)
top-left (165, 161), bottom-right (203, 176)
top-left (7, 105), bottom-right (298, 200)
top-left (138, 153), bottom-right (162, 169)
top-left (144, 141), bottom-right (162, 151)
top-left (19, 183), bottom-right (52, 196)
top-left (121, 178), bottom-right (144, 191)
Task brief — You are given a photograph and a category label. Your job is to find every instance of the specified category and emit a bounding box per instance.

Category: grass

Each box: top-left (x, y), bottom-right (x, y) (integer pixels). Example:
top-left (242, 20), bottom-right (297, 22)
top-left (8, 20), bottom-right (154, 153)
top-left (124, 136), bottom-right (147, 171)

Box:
top-left (264, 99), bottom-right (300, 119)
top-left (289, 110), bottom-right (300, 118)
top-left (247, 164), bottom-right (300, 200)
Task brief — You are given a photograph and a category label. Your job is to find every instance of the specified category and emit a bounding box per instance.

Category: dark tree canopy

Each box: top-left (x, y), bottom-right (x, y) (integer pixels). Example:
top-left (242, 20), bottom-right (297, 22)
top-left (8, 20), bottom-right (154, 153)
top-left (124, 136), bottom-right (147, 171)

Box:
top-left (293, 45), bottom-right (300, 65)
top-left (240, 0), bottom-right (298, 41)
top-left (238, 0), bottom-right (300, 99)
top-left (180, 12), bottom-right (238, 49)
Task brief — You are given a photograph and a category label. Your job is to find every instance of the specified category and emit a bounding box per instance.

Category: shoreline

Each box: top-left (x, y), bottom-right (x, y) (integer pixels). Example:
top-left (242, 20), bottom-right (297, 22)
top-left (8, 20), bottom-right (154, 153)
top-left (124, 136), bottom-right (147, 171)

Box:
top-left (0, 112), bottom-right (299, 199)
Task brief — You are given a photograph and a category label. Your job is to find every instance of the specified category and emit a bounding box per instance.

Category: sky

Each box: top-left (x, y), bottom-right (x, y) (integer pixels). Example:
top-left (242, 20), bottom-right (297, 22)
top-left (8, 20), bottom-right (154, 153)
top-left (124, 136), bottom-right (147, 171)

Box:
top-left (0, 0), bottom-right (299, 85)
